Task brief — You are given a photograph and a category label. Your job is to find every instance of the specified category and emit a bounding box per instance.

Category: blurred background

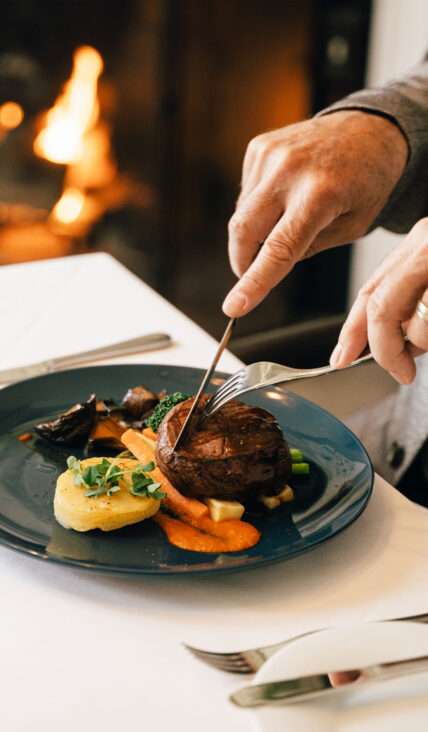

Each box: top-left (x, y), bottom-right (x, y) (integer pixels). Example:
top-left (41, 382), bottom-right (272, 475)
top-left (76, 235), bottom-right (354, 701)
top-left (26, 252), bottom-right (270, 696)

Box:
top-left (0, 0), bottom-right (427, 360)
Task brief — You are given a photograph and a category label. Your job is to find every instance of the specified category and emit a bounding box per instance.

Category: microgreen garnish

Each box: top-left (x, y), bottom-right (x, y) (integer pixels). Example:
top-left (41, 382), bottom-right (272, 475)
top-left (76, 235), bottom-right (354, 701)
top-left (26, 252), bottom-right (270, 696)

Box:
top-left (67, 455), bottom-right (86, 487)
top-left (67, 454), bottom-right (166, 501)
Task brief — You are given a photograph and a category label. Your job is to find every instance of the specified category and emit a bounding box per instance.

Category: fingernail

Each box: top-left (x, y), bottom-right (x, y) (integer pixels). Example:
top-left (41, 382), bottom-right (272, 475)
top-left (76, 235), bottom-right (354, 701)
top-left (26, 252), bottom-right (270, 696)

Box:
top-left (222, 290), bottom-right (248, 316)
top-left (330, 343), bottom-right (343, 368)
top-left (390, 369), bottom-right (414, 386)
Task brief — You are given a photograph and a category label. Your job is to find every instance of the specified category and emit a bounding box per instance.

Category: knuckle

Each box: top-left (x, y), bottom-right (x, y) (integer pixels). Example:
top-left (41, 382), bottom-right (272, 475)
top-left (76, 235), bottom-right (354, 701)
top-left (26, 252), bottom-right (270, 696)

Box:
top-left (264, 234), bottom-right (296, 267)
top-left (247, 133), bottom-right (270, 156)
top-left (413, 238), bottom-right (428, 263)
top-left (358, 279), bottom-right (375, 299)
top-left (309, 179), bottom-right (342, 215)
top-left (411, 216), bottom-right (428, 239)
top-left (228, 211), bottom-right (252, 240)
top-left (367, 290), bottom-right (386, 322)
top-left (408, 218), bottom-right (428, 263)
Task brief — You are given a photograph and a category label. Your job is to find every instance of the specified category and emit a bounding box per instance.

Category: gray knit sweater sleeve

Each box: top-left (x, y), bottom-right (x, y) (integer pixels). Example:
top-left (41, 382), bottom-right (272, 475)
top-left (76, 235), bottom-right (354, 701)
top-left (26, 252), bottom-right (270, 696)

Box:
top-left (318, 55), bottom-right (428, 234)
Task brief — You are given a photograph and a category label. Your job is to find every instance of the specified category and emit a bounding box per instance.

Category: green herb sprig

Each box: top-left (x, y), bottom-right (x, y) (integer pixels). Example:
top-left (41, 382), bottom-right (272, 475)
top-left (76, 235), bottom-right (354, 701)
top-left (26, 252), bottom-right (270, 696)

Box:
top-left (66, 454), bottom-right (166, 500)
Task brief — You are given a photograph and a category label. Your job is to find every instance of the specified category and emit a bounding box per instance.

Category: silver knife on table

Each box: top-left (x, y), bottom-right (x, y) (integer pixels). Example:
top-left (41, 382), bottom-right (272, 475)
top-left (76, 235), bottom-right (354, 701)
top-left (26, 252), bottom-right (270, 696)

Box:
top-left (230, 652), bottom-right (428, 707)
top-left (0, 332), bottom-right (172, 384)
top-left (173, 317), bottom-right (237, 450)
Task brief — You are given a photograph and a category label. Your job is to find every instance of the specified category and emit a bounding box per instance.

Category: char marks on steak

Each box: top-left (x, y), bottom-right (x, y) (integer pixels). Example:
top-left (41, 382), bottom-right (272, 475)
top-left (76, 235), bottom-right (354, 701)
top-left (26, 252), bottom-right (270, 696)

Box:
top-left (155, 395), bottom-right (291, 501)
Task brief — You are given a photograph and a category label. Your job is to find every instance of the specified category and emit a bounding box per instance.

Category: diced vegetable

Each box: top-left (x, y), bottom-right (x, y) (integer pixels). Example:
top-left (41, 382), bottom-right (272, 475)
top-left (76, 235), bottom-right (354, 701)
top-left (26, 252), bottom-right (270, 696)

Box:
top-left (291, 462), bottom-right (310, 475)
top-left (203, 497), bottom-right (245, 522)
top-left (277, 484), bottom-right (294, 503)
top-left (290, 448), bottom-right (303, 463)
top-left (259, 494), bottom-right (281, 510)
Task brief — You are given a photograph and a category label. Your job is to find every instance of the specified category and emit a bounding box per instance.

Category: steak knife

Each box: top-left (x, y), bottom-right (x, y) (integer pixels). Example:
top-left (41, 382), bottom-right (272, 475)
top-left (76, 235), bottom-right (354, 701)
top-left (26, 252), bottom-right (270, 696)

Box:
top-left (230, 653), bottom-right (428, 707)
top-left (0, 332), bottom-right (172, 384)
top-left (173, 317), bottom-right (237, 450)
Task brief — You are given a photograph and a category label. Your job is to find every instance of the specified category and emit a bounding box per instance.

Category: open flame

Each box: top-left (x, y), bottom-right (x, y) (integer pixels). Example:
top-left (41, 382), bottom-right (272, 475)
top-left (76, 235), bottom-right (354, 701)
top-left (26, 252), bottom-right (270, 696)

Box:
top-left (0, 44), bottom-right (150, 265)
top-left (34, 46), bottom-right (103, 165)
top-left (33, 44), bottom-right (123, 235)
top-left (52, 188), bottom-right (85, 224)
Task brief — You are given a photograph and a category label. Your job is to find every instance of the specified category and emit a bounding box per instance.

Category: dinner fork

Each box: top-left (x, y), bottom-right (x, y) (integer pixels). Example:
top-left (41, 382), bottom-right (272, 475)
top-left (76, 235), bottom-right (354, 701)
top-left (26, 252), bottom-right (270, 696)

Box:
top-left (184, 612), bottom-right (428, 674)
top-left (202, 349), bottom-right (374, 420)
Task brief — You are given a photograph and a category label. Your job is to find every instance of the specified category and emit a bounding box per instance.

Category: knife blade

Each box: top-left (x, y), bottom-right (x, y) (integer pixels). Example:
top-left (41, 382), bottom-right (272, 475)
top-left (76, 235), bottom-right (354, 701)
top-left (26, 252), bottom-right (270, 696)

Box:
top-left (173, 317), bottom-right (237, 450)
top-left (230, 652), bottom-right (428, 707)
top-left (0, 332), bottom-right (172, 384)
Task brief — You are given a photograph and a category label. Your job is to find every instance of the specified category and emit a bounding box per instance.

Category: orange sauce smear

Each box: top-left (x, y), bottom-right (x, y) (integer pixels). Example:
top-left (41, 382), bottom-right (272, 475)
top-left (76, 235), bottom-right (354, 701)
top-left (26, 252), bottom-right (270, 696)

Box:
top-left (153, 511), bottom-right (261, 553)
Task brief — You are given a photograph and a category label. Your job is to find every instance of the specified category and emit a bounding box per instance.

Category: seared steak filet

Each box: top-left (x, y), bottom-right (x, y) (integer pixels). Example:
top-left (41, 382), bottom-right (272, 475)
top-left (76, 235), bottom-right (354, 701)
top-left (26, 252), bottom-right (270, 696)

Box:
top-left (155, 395), bottom-right (291, 501)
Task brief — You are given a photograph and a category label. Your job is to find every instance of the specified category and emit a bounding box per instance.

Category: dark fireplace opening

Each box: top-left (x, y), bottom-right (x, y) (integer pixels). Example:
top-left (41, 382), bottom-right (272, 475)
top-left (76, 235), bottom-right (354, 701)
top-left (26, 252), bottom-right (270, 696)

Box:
top-left (0, 0), bottom-right (371, 343)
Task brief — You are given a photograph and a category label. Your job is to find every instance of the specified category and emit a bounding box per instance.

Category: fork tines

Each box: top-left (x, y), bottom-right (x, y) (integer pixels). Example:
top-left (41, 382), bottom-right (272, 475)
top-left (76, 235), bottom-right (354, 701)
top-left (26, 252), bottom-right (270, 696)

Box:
top-left (202, 369), bottom-right (247, 418)
top-left (184, 644), bottom-right (256, 674)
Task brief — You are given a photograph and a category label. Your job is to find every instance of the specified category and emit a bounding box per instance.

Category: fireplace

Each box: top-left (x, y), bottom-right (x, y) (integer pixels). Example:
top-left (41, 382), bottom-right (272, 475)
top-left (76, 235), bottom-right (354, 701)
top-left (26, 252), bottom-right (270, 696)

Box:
top-left (0, 0), bottom-right (371, 340)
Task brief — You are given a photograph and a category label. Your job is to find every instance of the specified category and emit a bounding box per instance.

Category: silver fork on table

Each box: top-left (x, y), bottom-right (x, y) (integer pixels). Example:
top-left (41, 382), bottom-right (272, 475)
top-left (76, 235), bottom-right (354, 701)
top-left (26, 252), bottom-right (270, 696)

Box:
top-left (184, 613), bottom-right (428, 674)
top-left (201, 350), bottom-right (374, 420)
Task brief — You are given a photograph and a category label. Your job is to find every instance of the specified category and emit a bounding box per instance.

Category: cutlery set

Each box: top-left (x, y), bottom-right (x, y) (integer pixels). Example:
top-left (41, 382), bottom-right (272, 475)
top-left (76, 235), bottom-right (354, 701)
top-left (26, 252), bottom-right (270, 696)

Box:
top-left (186, 612), bottom-right (428, 708)
top-left (230, 652), bottom-right (428, 708)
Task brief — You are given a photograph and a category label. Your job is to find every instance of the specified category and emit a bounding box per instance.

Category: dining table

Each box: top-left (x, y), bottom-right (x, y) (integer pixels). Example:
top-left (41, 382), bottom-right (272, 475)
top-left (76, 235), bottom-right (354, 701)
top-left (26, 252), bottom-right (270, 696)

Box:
top-left (1, 251), bottom-right (428, 732)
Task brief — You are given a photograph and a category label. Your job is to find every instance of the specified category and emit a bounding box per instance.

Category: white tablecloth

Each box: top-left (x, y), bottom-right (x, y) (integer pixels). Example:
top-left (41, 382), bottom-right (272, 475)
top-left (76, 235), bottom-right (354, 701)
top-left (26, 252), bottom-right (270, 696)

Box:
top-left (1, 253), bottom-right (427, 732)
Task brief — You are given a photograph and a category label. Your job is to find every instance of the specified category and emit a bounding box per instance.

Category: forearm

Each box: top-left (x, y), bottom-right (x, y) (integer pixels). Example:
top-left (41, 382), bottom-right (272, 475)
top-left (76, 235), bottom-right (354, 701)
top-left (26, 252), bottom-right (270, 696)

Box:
top-left (318, 56), bottom-right (428, 233)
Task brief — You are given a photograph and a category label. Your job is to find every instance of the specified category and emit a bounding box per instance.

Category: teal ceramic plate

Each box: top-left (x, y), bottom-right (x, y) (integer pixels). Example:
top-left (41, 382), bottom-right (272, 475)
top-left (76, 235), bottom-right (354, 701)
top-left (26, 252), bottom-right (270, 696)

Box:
top-left (0, 364), bottom-right (373, 575)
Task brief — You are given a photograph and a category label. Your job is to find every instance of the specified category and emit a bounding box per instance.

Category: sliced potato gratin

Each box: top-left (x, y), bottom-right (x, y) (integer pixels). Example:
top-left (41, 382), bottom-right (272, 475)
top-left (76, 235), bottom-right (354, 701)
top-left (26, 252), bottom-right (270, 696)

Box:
top-left (54, 457), bottom-right (160, 532)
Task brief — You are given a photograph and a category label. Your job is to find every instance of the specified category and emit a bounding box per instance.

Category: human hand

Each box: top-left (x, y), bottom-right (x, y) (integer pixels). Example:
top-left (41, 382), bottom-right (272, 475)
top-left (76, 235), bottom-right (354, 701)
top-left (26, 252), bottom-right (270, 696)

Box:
top-left (330, 218), bottom-right (428, 385)
top-left (222, 110), bottom-right (408, 317)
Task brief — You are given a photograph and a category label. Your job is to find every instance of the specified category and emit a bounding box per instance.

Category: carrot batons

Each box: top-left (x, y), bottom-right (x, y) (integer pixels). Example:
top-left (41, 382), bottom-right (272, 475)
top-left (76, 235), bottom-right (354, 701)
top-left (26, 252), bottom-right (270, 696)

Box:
top-left (142, 427), bottom-right (157, 442)
top-left (121, 428), bottom-right (209, 520)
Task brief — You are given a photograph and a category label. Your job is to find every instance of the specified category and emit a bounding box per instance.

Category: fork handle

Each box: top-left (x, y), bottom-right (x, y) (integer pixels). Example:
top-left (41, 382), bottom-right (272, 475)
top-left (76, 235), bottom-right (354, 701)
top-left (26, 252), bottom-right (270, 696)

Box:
top-left (276, 349), bottom-right (373, 382)
top-left (242, 612), bottom-right (428, 672)
top-left (289, 337), bottom-right (411, 382)
top-left (291, 347), bottom-right (373, 380)
top-left (252, 348), bottom-right (375, 392)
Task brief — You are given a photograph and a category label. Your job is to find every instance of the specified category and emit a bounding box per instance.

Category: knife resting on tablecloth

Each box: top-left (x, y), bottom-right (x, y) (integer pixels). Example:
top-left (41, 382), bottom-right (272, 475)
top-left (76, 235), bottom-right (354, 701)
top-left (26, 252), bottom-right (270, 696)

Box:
top-left (230, 652), bottom-right (428, 707)
top-left (0, 332), bottom-right (172, 384)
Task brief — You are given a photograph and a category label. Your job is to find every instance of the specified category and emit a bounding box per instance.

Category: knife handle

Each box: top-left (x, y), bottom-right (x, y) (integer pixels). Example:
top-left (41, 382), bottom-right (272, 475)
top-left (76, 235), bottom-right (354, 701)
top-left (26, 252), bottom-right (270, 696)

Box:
top-left (231, 653), bottom-right (428, 707)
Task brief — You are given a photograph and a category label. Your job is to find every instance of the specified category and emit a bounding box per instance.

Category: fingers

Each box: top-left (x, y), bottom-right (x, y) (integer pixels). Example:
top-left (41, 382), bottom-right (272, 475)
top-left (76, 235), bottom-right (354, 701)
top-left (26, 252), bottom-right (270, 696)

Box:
top-left (328, 671), bottom-right (361, 688)
top-left (407, 290), bottom-right (428, 351)
top-left (228, 186), bottom-right (283, 278)
top-left (331, 243), bottom-right (406, 367)
top-left (330, 294), bottom-right (369, 369)
top-left (331, 220), bottom-right (428, 384)
top-left (223, 192), bottom-right (337, 317)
